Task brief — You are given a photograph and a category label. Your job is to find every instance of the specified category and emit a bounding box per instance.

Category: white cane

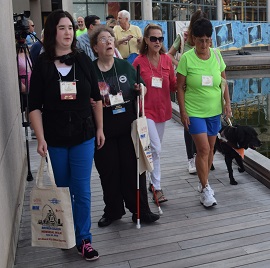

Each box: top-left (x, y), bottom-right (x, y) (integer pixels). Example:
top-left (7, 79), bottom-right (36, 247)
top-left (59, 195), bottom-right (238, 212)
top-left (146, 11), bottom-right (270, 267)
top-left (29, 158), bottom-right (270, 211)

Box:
top-left (136, 65), bottom-right (141, 229)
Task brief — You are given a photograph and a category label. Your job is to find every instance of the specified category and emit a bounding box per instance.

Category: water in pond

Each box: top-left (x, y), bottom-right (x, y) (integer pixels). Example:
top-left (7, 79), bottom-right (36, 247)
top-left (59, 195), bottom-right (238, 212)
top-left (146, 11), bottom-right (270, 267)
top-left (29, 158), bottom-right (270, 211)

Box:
top-left (226, 69), bottom-right (270, 159)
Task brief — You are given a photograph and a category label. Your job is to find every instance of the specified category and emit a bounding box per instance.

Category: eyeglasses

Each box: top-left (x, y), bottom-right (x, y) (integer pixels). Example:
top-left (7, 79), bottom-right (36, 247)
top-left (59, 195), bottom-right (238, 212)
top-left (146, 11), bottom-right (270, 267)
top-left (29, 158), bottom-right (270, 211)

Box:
top-left (99, 36), bottom-right (115, 44)
top-left (195, 37), bottom-right (211, 44)
top-left (148, 36), bottom-right (164, 43)
top-left (31, 25), bottom-right (35, 27)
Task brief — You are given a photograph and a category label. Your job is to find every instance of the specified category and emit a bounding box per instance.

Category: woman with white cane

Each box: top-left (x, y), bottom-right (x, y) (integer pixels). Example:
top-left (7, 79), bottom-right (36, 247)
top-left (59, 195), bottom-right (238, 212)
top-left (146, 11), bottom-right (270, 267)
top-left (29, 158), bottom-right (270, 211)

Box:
top-left (90, 25), bottom-right (159, 227)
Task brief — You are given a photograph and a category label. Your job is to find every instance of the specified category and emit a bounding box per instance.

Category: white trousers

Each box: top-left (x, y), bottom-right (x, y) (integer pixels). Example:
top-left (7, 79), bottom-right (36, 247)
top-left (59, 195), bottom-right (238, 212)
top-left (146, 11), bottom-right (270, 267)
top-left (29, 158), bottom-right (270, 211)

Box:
top-left (147, 119), bottom-right (166, 190)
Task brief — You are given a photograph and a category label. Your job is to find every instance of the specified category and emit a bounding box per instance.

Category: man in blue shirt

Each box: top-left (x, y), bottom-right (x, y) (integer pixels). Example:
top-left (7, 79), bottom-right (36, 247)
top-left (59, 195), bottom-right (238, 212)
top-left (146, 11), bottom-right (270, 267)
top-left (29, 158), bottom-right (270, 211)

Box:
top-left (76, 15), bottom-right (100, 61)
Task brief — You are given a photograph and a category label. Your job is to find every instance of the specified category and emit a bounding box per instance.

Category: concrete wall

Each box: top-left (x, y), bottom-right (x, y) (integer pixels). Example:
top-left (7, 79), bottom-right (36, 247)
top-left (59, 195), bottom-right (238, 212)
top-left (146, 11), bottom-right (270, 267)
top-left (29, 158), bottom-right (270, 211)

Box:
top-left (30, 0), bottom-right (42, 40)
top-left (0, 1), bottom-right (27, 268)
top-left (12, 0), bottom-right (30, 14)
top-left (62, 0), bottom-right (73, 14)
top-left (41, 0), bottom-right (51, 12)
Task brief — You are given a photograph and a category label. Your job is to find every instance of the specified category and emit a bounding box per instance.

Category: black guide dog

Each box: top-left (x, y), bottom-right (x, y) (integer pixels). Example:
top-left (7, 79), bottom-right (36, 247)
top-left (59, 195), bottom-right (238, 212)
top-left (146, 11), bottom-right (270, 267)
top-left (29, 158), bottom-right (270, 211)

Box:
top-left (215, 124), bottom-right (262, 185)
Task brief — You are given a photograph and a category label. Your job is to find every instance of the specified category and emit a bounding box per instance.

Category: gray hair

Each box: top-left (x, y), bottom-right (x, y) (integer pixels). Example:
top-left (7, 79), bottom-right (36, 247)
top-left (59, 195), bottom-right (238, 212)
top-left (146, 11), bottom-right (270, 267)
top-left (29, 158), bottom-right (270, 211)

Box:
top-left (119, 10), bottom-right (130, 21)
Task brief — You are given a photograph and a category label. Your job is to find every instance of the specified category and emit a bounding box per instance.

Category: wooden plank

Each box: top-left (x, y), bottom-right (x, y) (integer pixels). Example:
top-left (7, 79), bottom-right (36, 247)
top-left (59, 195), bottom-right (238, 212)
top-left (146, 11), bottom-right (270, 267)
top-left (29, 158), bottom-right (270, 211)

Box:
top-left (14, 119), bottom-right (270, 268)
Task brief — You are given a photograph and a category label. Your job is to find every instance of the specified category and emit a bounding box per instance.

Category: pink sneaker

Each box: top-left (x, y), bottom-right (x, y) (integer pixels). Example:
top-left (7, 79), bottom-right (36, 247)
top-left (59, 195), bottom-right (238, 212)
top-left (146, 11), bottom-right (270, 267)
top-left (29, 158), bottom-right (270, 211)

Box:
top-left (77, 239), bottom-right (99, 261)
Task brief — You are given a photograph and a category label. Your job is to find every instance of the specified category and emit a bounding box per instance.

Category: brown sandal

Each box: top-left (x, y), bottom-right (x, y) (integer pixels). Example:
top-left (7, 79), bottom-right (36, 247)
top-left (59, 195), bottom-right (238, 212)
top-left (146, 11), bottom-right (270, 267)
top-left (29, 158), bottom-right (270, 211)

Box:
top-left (153, 190), bottom-right (168, 204)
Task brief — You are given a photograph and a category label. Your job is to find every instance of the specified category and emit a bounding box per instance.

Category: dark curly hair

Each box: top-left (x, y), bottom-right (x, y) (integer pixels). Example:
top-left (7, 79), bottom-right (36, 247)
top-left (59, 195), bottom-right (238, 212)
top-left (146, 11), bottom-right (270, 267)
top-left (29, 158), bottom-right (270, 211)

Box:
top-left (43, 9), bottom-right (77, 61)
top-left (192, 18), bottom-right (213, 38)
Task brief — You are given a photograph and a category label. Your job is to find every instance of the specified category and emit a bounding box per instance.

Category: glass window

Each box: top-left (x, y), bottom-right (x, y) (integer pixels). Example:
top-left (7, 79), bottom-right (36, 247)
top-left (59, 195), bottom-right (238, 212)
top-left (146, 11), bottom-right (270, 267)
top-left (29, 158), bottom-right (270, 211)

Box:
top-left (74, 0), bottom-right (219, 22)
top-left (153, 3), bottom-right (161, 20)
top-left (73, 4), bottom-right (87, 19)
top-left (223, 0), bottom-right (266, 22)
top-left (161, 3), bottom-right (170, 20)
top-left (87, 4), bottom-right (105, 19)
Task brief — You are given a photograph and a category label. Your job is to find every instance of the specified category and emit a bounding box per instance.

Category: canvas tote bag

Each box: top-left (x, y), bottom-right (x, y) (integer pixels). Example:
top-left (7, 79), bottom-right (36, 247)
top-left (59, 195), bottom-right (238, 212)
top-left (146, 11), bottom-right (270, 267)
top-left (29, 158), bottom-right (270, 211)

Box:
top-left (30, 154), bottom-right (76, 249)
top-left (131, 85), bottom-right (154, 174)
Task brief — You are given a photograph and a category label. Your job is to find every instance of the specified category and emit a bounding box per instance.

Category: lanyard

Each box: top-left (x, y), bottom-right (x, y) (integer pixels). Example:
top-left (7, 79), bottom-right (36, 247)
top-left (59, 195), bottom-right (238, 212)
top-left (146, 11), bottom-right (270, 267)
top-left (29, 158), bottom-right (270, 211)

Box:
top-left (147, 55), bottom-right (163, 80)
top-left (57, 64), bottom-right (78, 82)
top-left (99, 61), bottom-right (121, 94)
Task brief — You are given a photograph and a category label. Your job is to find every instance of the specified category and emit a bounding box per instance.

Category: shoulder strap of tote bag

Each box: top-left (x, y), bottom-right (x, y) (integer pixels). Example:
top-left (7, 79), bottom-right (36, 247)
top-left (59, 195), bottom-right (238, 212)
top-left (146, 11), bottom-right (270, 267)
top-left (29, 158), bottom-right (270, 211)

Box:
top-left (36, 153), bottom-right (57, 189)
top-left (178, 33), bottom-right (185, 55)
top-left (213, 48), bottom-right (221, 66)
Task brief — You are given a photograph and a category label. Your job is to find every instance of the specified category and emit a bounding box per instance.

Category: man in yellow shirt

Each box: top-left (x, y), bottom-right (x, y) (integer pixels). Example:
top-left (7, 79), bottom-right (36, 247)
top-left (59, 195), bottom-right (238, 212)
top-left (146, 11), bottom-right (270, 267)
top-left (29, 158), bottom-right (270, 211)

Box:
top-left (114, 10), bottom-right (142, 60)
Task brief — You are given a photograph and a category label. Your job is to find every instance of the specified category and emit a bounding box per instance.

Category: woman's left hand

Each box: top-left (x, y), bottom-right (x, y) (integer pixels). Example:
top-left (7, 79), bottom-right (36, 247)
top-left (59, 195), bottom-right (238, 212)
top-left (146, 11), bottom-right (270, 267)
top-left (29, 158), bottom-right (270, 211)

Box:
top-left (224, 103), bottom-right (232, 119)
top-left (96, 128), bottom-right (105, 150)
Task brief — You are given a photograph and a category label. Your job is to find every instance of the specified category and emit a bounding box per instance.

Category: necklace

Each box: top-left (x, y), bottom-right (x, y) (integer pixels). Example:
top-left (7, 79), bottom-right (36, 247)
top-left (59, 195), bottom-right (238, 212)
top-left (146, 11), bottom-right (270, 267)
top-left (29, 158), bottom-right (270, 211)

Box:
top-left (147, 54), bottom-right (160, 68)
top-left (147, 54), bottom-right (163, 80)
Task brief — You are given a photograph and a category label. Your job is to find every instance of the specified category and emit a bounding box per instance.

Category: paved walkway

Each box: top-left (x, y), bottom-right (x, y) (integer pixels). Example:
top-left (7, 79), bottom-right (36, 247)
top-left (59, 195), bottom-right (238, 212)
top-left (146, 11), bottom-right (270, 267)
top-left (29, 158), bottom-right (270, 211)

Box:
top-left (14, 119), bottom-right (270, 268)
top-left (222, 50), bottom-right (270, 70)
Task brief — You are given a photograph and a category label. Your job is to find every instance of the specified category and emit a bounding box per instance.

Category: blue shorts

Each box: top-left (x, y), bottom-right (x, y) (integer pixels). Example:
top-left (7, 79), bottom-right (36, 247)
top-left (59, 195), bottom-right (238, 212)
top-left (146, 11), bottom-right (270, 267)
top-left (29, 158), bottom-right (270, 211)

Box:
top-left (189, 115), bottom-right (221, 136)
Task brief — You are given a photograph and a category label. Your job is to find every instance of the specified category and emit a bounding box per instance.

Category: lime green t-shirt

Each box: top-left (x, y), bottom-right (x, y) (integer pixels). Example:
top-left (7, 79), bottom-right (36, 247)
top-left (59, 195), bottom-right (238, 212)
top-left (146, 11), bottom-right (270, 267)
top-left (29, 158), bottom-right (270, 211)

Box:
top-left (176, 48), bottom-right (226, 118)
top-left (76, 28), bottom-right (87, 37)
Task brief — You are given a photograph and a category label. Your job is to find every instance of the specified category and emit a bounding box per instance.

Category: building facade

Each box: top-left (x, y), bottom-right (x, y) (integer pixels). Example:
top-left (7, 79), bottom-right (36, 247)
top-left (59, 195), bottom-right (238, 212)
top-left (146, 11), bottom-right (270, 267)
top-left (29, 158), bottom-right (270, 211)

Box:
top-left (12, 0), bottom-right (270, 33)
top-left (73, 0), bottom-right (270, 22)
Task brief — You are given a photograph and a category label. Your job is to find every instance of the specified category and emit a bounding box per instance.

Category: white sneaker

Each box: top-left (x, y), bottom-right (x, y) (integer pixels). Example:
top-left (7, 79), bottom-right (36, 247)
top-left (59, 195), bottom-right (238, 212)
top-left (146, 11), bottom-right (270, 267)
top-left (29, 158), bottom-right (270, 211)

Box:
top-left (200, 185), bottom-right (217, 207)
top-left (198, 182), bottom-right (215, 196)
top-left (188, 158), bottom-right (196, 174)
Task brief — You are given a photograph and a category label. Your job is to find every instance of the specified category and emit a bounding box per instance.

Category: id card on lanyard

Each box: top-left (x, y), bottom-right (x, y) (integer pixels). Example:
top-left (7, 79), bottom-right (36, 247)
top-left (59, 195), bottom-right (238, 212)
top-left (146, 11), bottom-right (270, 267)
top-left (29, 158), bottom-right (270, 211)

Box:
top-left (151, 77), bottom-right (163, 88)
top-left (58, 64), bottom-right (78, 100)
top-left (110, 93), bottom-right (126, 114)
top-left (60, 81), bottom-right (77, 100)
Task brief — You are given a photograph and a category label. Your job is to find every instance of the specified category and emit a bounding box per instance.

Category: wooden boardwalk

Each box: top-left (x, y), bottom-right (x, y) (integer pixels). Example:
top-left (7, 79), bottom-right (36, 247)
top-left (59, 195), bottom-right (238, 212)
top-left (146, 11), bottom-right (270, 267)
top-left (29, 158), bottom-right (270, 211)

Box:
top-left (14, 119), bottom-right (270, 268)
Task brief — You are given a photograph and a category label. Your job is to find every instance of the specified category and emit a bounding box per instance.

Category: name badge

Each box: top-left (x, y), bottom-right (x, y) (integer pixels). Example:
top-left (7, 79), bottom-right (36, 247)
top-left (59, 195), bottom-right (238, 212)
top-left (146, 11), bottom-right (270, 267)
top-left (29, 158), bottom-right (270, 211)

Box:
top-left (60, 81), bottom-right (77, 100)
top-left (151, 77), bottom-right (163, 88)
top-left (109, 92), bottom-right (124, 106)
top-left (202, 76), bottom-right (213, 87)
top-left (112, 104), bottom-right (126, 115)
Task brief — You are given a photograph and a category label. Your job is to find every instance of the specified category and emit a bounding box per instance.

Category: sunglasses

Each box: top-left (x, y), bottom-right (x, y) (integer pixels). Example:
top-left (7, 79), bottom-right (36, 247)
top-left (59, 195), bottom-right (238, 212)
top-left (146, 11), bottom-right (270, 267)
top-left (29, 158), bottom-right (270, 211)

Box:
top-left (149, 36), bottom-right (164, 43)
top-left (31, 25), bottom-right (35, 27)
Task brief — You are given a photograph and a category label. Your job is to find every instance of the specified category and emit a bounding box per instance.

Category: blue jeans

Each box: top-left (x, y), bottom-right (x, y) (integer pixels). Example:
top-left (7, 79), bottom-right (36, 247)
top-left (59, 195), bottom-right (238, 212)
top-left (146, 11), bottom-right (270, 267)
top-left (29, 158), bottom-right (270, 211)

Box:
top-left (48, 138), bottom-right (95, 246)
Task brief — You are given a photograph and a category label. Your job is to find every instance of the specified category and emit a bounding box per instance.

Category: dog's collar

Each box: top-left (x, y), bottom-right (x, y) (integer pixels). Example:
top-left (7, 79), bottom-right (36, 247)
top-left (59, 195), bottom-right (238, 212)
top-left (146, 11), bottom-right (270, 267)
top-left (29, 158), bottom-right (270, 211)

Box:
top-left (217, 131), bottom-right (227, 143)
top-left (218, 128), bottom-right (241, 149)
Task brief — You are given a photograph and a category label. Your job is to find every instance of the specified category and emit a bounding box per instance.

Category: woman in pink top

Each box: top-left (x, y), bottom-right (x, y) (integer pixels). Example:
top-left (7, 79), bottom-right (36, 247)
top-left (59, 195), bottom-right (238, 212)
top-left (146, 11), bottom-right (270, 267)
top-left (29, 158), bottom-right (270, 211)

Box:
top-left (17, 39), bottom-right (34, 136)
top-left (133, 24), bottom-right (176, 203)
